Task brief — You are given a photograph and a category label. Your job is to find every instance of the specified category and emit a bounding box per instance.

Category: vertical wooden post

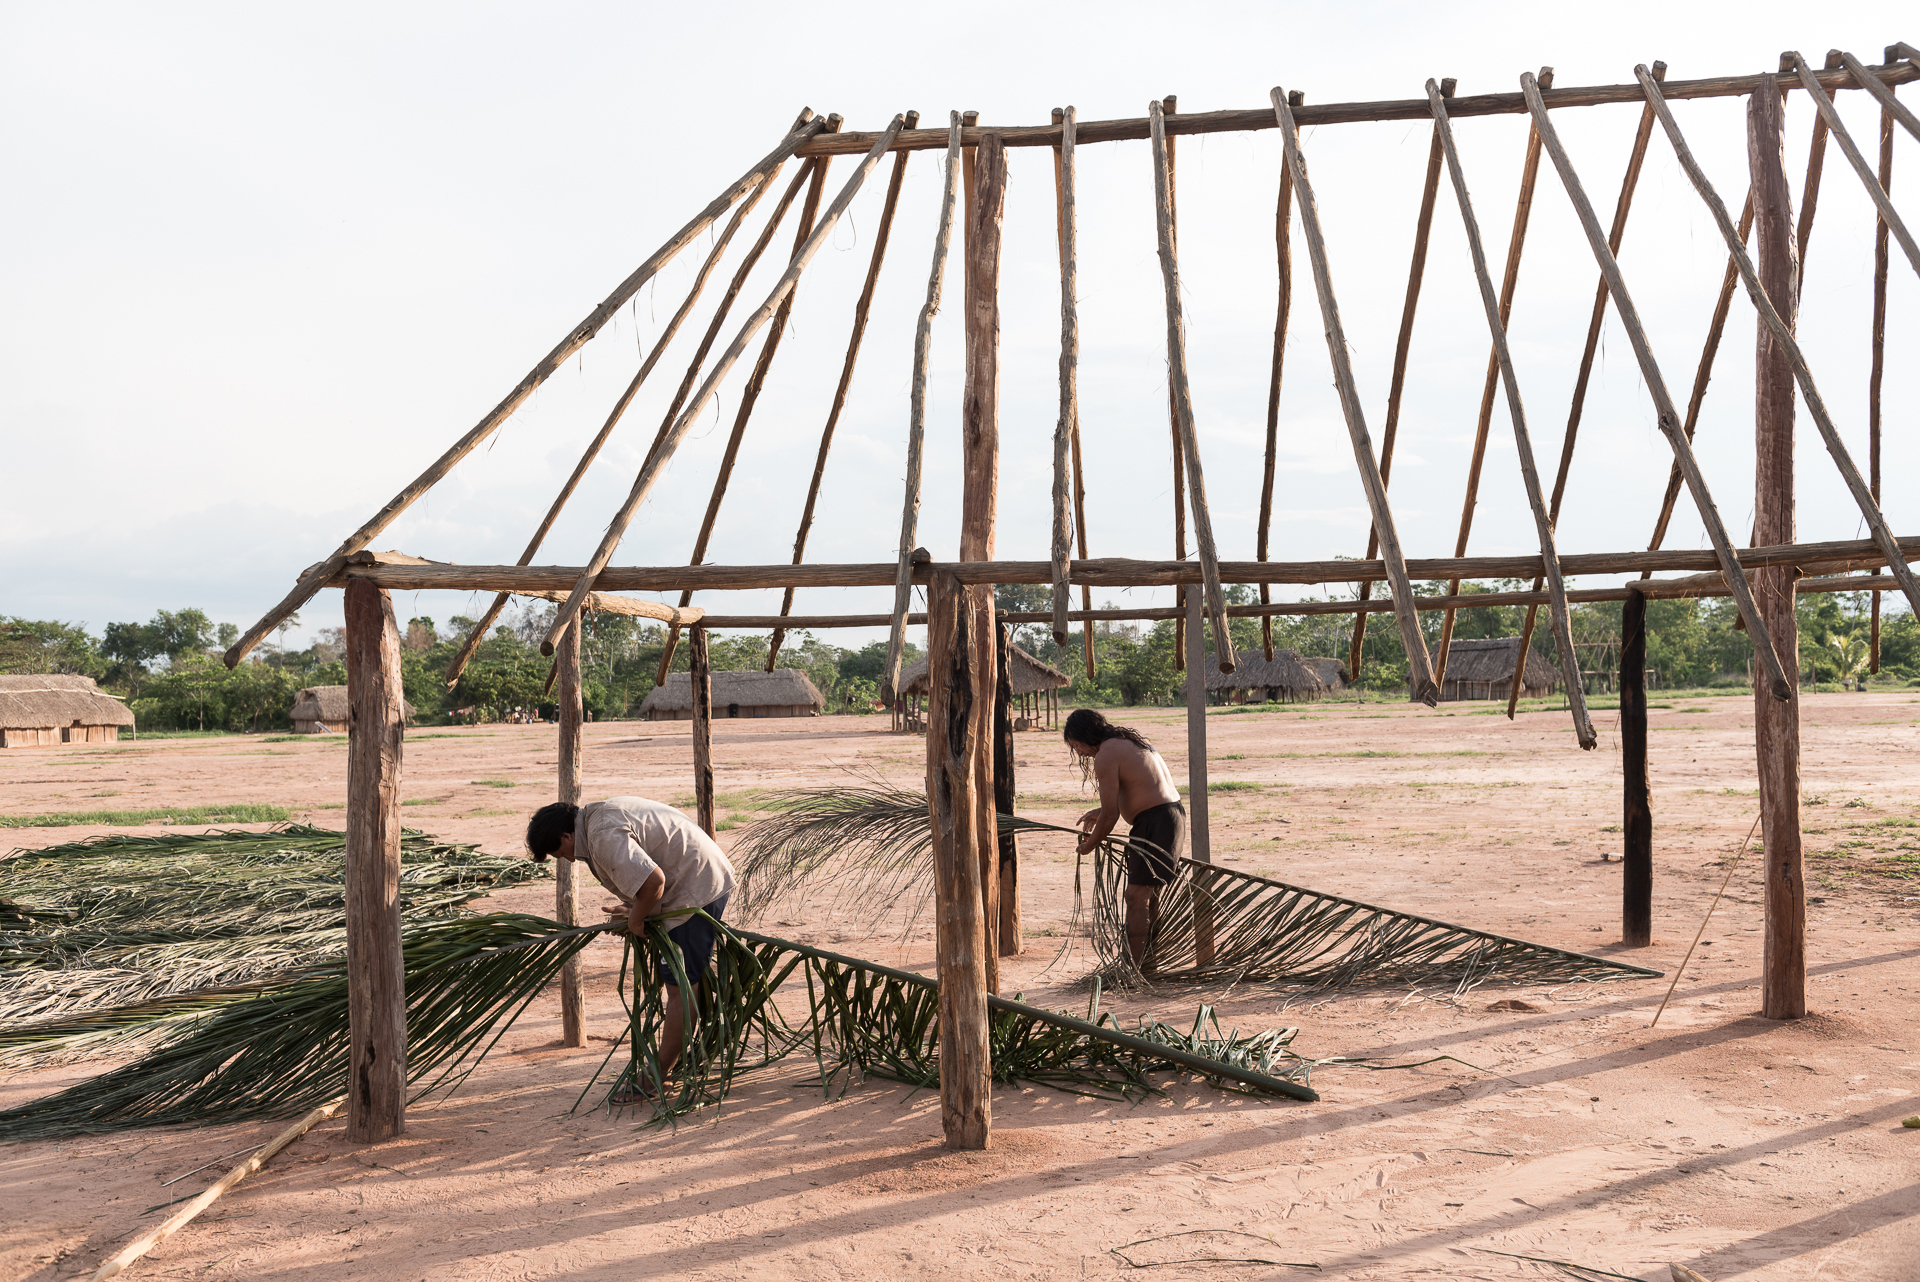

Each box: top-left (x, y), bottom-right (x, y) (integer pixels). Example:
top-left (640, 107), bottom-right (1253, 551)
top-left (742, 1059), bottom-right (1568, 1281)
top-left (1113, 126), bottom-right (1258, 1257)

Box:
top-left (994, 622), bottom-right (1021, 956)
top-left (1184, 582), bottom-right (1213, 965)
top-left (1750, 78), bottom-right (1806, 1021)
top-left (963, 133), bottom-right (1007, 986)
top-left (554, 619), bottom-right (586, 1047)
top-left (1869, 102), bottom-right (1893, 672)
top-left (927, 571), bottom-right (991, 1150)
top-left (1620, 588), bottom-right (1652, 947)
top-left (343, 579), bottom-right (407, 1143)
top-left (689, 625), bottom-right (714, 837)
top-left (1164, 95), bottom-right (1188, 673)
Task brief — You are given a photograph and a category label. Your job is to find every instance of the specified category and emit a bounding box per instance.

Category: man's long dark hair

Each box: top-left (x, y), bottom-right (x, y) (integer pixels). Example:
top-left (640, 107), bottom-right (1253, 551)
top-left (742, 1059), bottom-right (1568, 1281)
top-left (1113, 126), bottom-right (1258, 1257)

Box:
top-left (1062, 709), bottom-right (1155, 782)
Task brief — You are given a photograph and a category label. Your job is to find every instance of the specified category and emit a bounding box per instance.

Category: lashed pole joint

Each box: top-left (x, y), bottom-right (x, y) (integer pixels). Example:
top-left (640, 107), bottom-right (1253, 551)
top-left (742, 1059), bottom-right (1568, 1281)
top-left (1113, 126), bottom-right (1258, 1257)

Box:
top-left (1521, 70), bottom-right (1793, 702)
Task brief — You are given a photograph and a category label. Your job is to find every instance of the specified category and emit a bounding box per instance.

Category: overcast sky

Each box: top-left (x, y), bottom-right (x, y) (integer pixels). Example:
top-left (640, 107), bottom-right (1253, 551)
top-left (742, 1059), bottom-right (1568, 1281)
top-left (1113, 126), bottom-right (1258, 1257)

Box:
top-left (4, 2), bottom-right (1914, 652)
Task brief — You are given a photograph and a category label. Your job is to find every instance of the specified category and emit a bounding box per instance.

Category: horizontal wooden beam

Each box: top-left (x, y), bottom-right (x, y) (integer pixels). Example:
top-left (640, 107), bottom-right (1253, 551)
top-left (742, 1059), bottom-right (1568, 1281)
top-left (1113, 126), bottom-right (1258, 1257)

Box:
top-left (335, 534), bottom-right (1917, 595)
top-left (693, 573), bottom-right (1899, 629)
top-left (800, 60), bottom-right (1920, 156)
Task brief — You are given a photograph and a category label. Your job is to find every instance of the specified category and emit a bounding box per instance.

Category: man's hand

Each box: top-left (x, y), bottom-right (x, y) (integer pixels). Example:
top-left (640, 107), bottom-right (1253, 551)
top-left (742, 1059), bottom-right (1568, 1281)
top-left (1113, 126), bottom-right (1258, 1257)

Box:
top-left (1077, 807), bottom-right (1102, 830)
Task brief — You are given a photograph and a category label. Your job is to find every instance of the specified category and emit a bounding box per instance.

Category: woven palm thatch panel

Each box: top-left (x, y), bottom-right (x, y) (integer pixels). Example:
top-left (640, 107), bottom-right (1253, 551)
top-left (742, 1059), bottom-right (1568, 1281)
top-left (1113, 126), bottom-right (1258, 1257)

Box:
top-left (897, 643), bottom-right (1071, 698)
top-left (0, 675), bottom-right (134, 731)
top-left (639, 668), bottom-right (826, 716)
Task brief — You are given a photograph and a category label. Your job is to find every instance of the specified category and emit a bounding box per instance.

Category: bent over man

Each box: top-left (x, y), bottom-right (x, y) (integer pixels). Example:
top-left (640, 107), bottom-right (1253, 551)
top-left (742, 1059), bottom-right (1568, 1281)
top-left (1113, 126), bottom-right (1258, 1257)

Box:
top-left (1063, 708), bottom-right (1186, 969)
top-left (525, 796), bottom-right (735, 1100)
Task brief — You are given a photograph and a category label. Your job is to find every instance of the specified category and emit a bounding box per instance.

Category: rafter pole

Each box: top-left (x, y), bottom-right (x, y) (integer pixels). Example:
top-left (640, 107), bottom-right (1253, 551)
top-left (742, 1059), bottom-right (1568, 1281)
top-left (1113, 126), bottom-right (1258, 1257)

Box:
top-left (885, 113), bottom-right (962, 705)
top-left (1349, 80), bottom-right (1447, 683)
top-left (1427, 80), bottom-right (1596, 749)
top-left (538, 114), bottom-right (909, 658)
top-left (1271, 86), bottom-right (1437, 704)
top-left (1841, 48), bottom-right (1920, 141)
top-left (1435, 68), bottom-right (1550, 692)
top-left (1646, 60), bottom-right (1920, 620)
top-left (1791, 53), bottom-right (1920, 278)
top-left (1523, 70), bottom-right (1792, 701)
top-left (227, 110), bottom-right (827, 668)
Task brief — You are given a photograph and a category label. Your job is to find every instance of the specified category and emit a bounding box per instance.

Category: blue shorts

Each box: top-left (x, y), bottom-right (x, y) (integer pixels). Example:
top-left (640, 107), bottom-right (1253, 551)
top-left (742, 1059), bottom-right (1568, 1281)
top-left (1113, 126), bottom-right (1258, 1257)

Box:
top-left (658, 894), bottom-right (728, 987)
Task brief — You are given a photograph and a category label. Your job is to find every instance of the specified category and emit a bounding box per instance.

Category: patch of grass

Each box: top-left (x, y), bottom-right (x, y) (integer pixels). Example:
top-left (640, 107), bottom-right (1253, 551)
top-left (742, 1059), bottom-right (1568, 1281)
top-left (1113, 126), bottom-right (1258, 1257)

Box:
top-left (1844, 798), bottom-right (1873, 809)
top-left (402, 799), bottom-right (446, 807)
top-left (1876, 817), bottom-right (1919, 829)
top-left (467, 808), bottom-right (515, 818)
top-left (123, 731), bottom-right (241, 740)
top-left (410, 733), bottom-right (496, 740)
top-left (260, 736), bottom-right (305, 744)
top-left (470, 779), bottom-right (518, 789)
top-left (1219, 753), bottom-right (1247, 760)
top-left (1599, 824), bottom-right (1621, 832)
top-left (1, 804), bottom-right (292, 829)
top-left (1805, 793), bottom-right (1830, 805)
top-left (1209, 781), bottom-right (1264, 793)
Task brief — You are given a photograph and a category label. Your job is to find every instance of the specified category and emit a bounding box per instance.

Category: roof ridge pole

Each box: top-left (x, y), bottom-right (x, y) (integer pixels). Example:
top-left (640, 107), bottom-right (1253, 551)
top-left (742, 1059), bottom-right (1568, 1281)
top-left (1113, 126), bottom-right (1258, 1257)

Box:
top-left (1504, 60), bottom-right (1665, 719)
top-left (1434, 68), bottom-right (1550, 693)
top-left (1049, 106), bottom-right (1079, 648)
top-left (539, 113), bottom-right (910, 657)
top-left (1348, 80), bottom-right (1447, 684)
top-left (1050, 108), bottom-right (1099, 679)
top-left (225, 108), bottom-right (828, 669)
top-left (768, 112), bottom-right (921, 671)
top-left (442, 164), bottom-right (786, 690)
top-left (1522, 70), bottom-right (1792, 702)
top-left (1269, 86), bottom-right (1436, 704)
top-left (1149, 99), bottom-right (1235, 672)
top-left (657, 135), bottom-right (840, 684)
top-left (884, 113), bottom-right (962, 705)
top-left (1426, 79), bottom-right (1596, 750)
top-left (1789, 53), bottom-right (1920, 278)
top-left (1645, 60), bottom-right (1920, 621)
top-left (1641, 192), bottom-right (1752, 573)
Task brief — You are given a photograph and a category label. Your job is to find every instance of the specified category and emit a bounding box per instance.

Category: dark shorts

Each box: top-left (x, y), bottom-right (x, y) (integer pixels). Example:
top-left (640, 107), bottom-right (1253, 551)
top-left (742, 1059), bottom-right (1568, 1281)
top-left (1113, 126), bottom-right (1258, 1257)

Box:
top-left (658, 894), bottom-right (728, 987)
top-left (1125, 803), bottom-right (1185, 887)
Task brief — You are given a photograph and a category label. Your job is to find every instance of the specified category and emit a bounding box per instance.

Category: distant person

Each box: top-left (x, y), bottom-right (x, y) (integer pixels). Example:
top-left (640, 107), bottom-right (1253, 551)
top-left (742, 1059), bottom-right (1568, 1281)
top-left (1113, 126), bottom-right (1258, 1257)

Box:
top-left (524, 796), bottom-right (736, 1101)
top-left (1064, 709), bottom-right (1185, 969)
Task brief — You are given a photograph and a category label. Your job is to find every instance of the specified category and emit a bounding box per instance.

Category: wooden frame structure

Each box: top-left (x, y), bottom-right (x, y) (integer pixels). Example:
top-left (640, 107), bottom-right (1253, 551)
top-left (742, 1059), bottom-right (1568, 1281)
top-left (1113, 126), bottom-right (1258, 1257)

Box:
top-left (234, 45), bottom-right (1918, 1146)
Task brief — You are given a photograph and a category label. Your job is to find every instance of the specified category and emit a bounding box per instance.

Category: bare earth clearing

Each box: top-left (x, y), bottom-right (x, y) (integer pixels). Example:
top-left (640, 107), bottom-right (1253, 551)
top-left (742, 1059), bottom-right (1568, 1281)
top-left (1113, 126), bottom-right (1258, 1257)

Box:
top-left (2, 692), bottom-right (1917, 1280)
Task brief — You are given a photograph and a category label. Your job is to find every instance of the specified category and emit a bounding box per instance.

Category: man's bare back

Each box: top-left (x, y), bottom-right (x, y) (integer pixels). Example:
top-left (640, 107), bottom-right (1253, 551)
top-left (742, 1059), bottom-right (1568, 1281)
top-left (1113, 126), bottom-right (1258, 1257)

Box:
top-left (1065, 722), bottom-right (1178, 855)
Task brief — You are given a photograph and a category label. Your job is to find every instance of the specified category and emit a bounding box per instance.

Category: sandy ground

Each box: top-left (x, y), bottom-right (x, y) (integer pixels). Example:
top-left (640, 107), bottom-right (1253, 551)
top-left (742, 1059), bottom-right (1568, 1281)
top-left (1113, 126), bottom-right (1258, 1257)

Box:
top-left (2, 691), bottom-right (1917, 1280)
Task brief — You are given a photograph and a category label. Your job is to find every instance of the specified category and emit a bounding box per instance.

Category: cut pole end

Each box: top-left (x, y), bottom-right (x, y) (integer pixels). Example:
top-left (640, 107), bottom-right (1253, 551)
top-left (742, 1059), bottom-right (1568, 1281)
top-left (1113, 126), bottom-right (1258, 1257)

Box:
top-left (1770, 676), bottom-right (1793, 703)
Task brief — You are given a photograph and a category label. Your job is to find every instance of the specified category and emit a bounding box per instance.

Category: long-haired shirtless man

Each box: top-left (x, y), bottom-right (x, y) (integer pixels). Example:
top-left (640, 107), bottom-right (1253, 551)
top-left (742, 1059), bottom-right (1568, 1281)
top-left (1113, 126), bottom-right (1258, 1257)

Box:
top-left (1063, 708), bottom-right (1186, 968)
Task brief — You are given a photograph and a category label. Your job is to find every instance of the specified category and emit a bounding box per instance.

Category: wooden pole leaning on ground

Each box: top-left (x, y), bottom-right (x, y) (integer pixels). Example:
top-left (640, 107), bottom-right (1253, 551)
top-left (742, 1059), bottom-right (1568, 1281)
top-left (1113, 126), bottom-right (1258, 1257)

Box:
top-left (1427, 80), bottom-right (1596, 750)
top-left (1271, 86), bottom-right (1436, 703)
top-left (994, 623), bottom-right (1020, 956)
top-left (343, 579), bottom-right (407, 1142)
top-left (885, 114), bottom-right (962, 706)
top-left (554, 621), bottom-right (586, 1046)
top-left (1793, 53), bottom-right (1920, 278)
top-left (658, 143), bottom-right (838, 684)
top-left (1522, 70), bottom-right (1793, 702)
top-left (1620, 587), bottom-right (1652, 947)
top-left (1506, 62), bottom-right (1664, 718)
top-left (1434, 68), bottom-right (1549, 692)
top-left (1869, 97), bottom-right (1894, 671)
top-left (539, 115), bottom-right (908, 658)
top-left (1648, 61), bottom-right (1920, 622)
top-left (226, 112), bottom-right (827, 669)
top-left (1051, 108), bottom-right (1099, 678)
top-left (1050, 105), bottom-right (1079, 647)
top-left (1261, 89), bottom-right (1304, 664)
top-left (1149, 99), bottom-right (1235, 672)
top-left (1349, 80), bottom-right (1447, 681)
top-left (442, 161), bottom-right (787, 691)
top-left (87, 1096), bottom-right (347, 1281)
top-left (1747, 78), bottom-right (1807, 1021)
top-left (963, 133), bottom-right (1008, 982)
top-left (690, 626), bottom-right (715, 837)
top-left (926, 571), bottom-right (991, 1150)
top-left (769, 113), bottom-right (920, 669)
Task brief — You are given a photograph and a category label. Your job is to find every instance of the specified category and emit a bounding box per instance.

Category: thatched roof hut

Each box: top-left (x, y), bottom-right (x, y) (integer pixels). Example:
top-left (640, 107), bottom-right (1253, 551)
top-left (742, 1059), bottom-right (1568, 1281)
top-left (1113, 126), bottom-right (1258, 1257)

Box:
top-left (897, 643), bottom-right (1070, 699)
top-left (1428, 637), bottom-right (1560, 701)
top-left (1302, 656), bottom-right (1351, 691)
top-left (0, 675), bottom-right (136, 747)
top-left (289, 685), bottom-right (416, 734)
top-left (639, 669), bottom-right (825, 721)
top-left (1182, 648), bottom-right (1328, 704)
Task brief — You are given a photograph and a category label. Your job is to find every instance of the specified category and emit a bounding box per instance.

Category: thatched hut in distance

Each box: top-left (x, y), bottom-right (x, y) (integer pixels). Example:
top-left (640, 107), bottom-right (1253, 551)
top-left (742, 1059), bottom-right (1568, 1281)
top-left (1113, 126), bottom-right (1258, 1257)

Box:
top-left (1183, 648), bottom-right (1328, 705)
top-left (1427, 637), bottom-right (1560, 701)
top-left (290, 685), bottom-right (416, 734)
top-left (1302, 656), bottom-right (1351, 691)
top-left (0, 675), bottom-right (136, 747)
top-left (895, 643), bottom-right (1071, 732)
top-left (639, 670), bottom-right (825, 722)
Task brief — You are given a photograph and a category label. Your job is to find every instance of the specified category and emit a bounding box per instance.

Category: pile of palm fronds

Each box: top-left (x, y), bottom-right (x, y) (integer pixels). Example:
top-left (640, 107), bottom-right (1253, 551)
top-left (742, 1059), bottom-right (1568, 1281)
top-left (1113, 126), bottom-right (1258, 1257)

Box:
top-left (0, 914), bottom-right (594, 1140)
top-left (578, 919), bottom-right (1319, 1125)
top-left (1, 825), bottom-right (544, 1060)
top-left (729, 786), bottom-right (1662, 991)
